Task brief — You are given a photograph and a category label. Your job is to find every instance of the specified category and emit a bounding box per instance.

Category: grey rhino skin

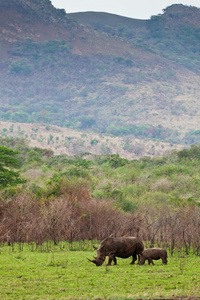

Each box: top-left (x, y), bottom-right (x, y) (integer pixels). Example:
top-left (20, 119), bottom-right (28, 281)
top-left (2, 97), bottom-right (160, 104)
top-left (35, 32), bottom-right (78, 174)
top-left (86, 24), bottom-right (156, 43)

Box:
top-left (138, 247), bottom-right (168, 265)
top-left (88, 236), bottom-right (144, 266)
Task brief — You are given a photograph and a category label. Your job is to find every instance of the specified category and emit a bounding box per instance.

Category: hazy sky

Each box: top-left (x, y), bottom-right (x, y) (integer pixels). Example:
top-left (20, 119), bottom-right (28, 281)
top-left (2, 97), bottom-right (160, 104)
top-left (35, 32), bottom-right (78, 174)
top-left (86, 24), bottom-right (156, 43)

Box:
top-left (51, 0), bottom-right (200, 19)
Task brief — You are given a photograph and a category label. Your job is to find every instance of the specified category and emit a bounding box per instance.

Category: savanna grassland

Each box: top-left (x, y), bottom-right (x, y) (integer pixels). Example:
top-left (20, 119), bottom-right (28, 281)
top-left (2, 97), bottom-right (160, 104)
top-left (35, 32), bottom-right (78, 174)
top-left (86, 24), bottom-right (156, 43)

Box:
top-left (0, 242), bottom-right (199, 300)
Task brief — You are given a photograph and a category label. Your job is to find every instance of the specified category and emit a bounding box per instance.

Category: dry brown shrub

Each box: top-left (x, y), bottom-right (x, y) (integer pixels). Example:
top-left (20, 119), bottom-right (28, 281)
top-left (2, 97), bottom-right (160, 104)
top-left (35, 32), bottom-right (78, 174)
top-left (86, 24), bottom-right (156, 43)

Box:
top-left (78, 199), bottom-right (121, 240)
top-left (40, 197), bottom-right (78, 244)
top-left (77, 198), bottom-right (143, 240)
top-left (137, 204), bottom-right (200, 254)
top-left (59, 178), bottom-right (91, 202)
top-left (0, 183), bottom-right (199, 255)
top-left (0, 192), bottom-right (40, 244)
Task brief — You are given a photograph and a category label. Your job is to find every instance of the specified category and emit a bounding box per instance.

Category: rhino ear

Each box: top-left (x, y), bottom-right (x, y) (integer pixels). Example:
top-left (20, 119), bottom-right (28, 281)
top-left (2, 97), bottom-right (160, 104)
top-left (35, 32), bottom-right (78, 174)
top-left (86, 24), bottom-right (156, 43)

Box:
top-left (93, 246), bottom-right (98, 250)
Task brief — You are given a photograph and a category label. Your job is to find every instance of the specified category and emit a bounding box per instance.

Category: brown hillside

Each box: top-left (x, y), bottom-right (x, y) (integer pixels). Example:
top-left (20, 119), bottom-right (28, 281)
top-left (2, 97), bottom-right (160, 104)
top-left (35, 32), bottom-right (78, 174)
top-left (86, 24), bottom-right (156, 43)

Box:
top-left (0, 120), bottom-right (183, 159)
top-left (0, 1), bottom-right (200, 152)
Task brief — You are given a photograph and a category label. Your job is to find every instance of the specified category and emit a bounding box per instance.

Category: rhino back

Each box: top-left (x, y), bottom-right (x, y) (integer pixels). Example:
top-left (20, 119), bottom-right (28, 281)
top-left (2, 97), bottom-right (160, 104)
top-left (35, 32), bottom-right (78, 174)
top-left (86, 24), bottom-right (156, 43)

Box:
top-left (143, 248), bottom-right (167, 259)
top-left (101, 237), bottom-right (143, 258)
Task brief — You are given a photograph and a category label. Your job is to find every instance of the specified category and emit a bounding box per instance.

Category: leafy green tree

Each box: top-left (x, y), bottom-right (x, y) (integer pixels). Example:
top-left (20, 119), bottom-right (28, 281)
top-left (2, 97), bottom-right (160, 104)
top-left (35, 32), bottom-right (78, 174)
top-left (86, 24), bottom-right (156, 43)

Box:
top-left (26, 149), bottom-right (43, 166)
top-left (0, 146), bottom-right (26, 189)
top-left (108, 154), bottom-right (129, 168)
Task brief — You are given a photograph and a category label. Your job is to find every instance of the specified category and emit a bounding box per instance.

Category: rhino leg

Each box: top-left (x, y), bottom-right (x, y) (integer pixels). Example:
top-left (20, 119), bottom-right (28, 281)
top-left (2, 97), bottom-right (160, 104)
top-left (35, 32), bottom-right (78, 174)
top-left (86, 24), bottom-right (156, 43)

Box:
top-left (148, 258), bottom-right (155, 265)
top-left (130, 253), bottom-right (137, 264)
top-left (107, 254), bottom-right (117, 266)
top-left (113, 257), bottom-right (117, 265)
top-left (162, 257), bottom-right (167, 264)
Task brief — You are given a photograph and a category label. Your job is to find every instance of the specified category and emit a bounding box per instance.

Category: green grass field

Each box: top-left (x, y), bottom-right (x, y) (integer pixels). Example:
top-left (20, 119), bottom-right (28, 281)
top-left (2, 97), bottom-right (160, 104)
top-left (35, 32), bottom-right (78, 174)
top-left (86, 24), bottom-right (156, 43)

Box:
top-left (0, 242), bottom-right (199, 300)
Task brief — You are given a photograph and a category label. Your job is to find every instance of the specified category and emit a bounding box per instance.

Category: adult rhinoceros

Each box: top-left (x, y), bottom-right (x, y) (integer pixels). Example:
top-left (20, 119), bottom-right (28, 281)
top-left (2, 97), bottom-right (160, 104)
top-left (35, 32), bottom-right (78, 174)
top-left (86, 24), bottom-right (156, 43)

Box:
top-left (88, 236), bottom-right (144, 266)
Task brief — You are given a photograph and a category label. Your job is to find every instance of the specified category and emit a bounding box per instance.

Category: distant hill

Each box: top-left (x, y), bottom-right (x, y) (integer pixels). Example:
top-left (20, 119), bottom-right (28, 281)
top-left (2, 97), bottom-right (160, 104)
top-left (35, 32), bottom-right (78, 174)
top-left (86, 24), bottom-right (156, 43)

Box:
top-left (67, 11), bottom-right (146, 29)
top-left (67, 5), bottom-right (200, 72)
top-left (1, 0), bottom-right (200, 151)
top-left (0, 120), bottom-right (183, 159)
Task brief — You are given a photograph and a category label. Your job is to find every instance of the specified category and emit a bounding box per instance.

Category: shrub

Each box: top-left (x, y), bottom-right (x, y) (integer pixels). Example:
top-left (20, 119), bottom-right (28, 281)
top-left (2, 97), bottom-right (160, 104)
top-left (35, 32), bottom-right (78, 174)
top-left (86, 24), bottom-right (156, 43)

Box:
top-left (121, 199), bottom-right (137, 212)
top-left (9, 60), bottom-right (32, 75)
top-left (90, 138), bottom-right (98, 146)
top-left (26, 150), bottom-right (43, 165)
top-left (108, 154), bottom-right (129, 168)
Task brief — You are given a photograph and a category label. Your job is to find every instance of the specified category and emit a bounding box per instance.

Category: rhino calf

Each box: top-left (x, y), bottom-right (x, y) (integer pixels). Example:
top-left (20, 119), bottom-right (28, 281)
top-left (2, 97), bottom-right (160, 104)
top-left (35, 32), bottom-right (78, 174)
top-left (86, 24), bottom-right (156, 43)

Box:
top-left (138, 247), bottom-right (168, 265)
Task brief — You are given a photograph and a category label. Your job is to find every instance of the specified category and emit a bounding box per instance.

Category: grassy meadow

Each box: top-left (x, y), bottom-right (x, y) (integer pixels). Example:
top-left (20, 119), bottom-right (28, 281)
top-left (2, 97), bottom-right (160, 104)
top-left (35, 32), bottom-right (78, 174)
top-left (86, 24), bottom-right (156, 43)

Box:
top-left (0, 242), bottom-right (199, 300)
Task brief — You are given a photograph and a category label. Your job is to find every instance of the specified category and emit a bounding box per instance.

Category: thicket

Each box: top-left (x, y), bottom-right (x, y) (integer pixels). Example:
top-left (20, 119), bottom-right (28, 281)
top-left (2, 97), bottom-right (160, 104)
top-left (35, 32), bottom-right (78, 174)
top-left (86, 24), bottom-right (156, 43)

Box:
top-left (0, 185), bottom-right (199, 255)
top-left (0, 137), bottom-right (200, 255)
top-left (106, 123), bottom-right (179, 142)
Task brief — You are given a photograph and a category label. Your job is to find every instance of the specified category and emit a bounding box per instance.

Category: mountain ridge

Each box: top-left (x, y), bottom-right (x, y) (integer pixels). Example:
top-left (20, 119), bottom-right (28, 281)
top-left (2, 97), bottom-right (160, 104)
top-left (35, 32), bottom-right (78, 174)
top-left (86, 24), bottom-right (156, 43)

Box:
top-left (0, 1), bottom-right (200, 153)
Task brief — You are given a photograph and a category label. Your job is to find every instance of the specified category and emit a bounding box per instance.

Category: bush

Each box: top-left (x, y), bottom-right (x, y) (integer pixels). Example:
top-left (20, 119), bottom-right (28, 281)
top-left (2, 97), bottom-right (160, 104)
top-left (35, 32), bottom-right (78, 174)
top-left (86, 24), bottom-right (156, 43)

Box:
top-left (108, 154), bottom-right (129, 168)
top-left (12, 112), bottom-right (30, 123)
top-left (26, 150), bottom-right (43, 165)
top-left (90, 138), bottom-right (98, 146)
top-left (121, 199), bottom-right (137, 212)
top-left (79, 116), bottom-right (96, 129)
top-left (9, 60), bottom-right (32, 75)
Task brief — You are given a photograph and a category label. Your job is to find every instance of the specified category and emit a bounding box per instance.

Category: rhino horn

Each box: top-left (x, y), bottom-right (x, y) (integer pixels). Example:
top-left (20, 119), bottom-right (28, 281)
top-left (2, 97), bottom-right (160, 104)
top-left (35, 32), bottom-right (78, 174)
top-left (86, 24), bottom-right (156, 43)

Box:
top-left (87, 258), bottom-right (97, 265)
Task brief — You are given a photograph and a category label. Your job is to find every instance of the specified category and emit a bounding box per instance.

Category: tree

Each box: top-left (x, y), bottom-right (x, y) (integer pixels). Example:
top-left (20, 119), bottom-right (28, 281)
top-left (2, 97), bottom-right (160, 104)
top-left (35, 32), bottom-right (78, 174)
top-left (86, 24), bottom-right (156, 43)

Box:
top-left (0, 146), bottom-right (26, 189)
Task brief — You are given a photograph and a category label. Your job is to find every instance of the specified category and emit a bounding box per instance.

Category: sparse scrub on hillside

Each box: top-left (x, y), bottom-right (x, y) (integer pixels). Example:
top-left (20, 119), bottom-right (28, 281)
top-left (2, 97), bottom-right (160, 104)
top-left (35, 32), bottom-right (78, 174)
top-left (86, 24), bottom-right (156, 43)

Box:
top-left (1, 2), bottom-right (200, 147)
top-left (9, 60), bottom-right (32, 75)
top-left (90, 138), bottom-right (98, 145)
top-left (123, 140), bottom-right (145, 156)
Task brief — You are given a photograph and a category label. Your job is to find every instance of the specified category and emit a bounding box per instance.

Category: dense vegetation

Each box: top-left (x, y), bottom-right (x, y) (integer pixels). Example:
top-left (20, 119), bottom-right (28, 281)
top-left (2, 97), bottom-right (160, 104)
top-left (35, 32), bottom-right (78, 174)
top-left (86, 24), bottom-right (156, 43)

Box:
top-left (0, 137), bottom-right (199, 257)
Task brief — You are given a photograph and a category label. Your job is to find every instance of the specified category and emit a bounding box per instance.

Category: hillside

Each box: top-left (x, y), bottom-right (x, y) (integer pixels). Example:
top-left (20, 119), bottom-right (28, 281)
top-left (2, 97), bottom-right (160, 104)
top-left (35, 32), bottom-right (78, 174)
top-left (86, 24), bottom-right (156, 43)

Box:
top-left (68, 5), bottom-right (200, 71)
top-left (0, 1), bottom-right (200, 152)
top-left (0, 121), bottom-right (183, 159)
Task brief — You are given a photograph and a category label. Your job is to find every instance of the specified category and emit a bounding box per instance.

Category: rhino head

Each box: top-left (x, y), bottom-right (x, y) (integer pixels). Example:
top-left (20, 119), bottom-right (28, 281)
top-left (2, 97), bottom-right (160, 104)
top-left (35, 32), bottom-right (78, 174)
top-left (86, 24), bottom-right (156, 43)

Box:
top-left (138, 254), bottom-right (145, 265)
top-left (88, 246), bottom-right (106, 266)
top-left (87, 256), bottom-right (105, 266)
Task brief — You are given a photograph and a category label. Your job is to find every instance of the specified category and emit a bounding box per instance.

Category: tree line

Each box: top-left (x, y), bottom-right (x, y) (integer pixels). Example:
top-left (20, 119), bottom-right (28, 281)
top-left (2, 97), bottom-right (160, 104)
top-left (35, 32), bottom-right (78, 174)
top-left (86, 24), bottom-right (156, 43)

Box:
top-left (0, 178), bottom-right (199, 255)
top-left (0, 140), bottom-right (200, 255)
